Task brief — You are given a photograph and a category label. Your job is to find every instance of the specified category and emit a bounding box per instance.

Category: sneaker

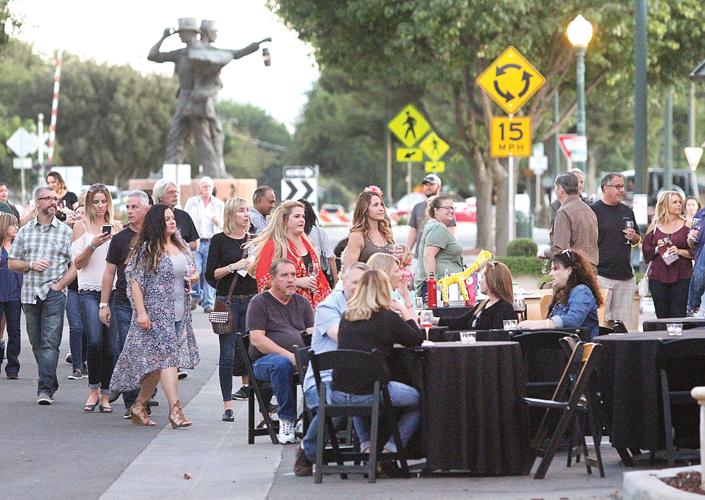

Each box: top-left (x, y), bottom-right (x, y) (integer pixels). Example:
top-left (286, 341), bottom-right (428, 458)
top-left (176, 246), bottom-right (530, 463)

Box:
top-left (294, 445), bottom-right (313, 476)
top-left (65, 353), bottom-right (72, 364)
top-left (277, 419), bottom-right (296, 444)
top-left (6, 373), bottom-right (18, 380)
top-left (37, 392), bottom-right (53, 405)
top-left (177, 369), bottom-right (188, 380)
top-left (123, 407), bottom-right (132, 420)
top-left (232, 385), bottom-right (249, 400)
top-left (203, 306), bottom-right (213, 314)
top-left (68, 369), bottom-right (82, 380)
top-left (222, 409), bottom-right (234, 422)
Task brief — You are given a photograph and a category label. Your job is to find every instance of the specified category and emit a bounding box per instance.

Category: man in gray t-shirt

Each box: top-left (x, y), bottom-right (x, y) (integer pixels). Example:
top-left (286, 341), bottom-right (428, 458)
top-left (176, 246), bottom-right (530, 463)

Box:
top-left (245, 259), bottom-right (314, 443)
top-left (407, 174), bottom-right (456, 257)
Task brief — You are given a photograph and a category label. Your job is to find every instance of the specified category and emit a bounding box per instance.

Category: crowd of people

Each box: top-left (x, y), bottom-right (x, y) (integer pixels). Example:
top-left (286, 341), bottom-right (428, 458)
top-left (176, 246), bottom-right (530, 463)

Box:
top-left (0, 167), bottom-right (697, 477)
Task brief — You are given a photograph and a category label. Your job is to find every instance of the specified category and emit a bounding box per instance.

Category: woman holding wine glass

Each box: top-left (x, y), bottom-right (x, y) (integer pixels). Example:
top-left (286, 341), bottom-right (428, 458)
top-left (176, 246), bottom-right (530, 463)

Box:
top-left (685, 197), bottom-right (701, 228)
top-left (343, 189), bottom-right (400, 269)
top-left (247, 200), bottom-right (330, 308)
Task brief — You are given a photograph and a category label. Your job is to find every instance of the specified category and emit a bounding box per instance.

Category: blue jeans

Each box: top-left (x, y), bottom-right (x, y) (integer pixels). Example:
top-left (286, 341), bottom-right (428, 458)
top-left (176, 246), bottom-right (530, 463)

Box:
top-left (217, 295), bottom-right (252, 402)
top-left (252, 353), bottom-right (296, 421)
top-left (688, 263), bottom-right (705, 312)
top-left (112, 298), bottom-right (138, 408)
top-left (192, 240), bottom-right (214, 308)
top-left (303, 384), bottom-right (322, 462)
top-left (80, 290), bottom-right (116, 393)
top-left (329, 381), bottom-right (420, 453)
top-left (66, 289), bottom-right (86, 371)
top-left (23, 289), bottom-right (66, 396)
top-left (0, 300), bottom-right (22, 375)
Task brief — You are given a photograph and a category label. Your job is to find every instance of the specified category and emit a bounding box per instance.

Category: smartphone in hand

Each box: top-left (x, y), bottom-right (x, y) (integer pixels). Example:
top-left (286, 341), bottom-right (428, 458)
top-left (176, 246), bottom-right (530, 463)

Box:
top-left (102, 225), bottom-right (111, 234)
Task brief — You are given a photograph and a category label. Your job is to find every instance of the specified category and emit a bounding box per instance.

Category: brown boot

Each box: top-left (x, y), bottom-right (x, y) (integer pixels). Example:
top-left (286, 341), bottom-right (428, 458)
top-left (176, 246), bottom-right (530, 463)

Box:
top-left (168, 400), bottom-right (192, 429)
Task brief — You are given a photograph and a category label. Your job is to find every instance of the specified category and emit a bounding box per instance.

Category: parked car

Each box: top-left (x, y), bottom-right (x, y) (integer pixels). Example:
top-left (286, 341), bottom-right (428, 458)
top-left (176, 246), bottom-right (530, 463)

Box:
top-left (318, 203), bottom-right (350, 225)
top-left (453, 199), bottom-right (477, 222)
top-left (388, 192), bottom-right (425, 224)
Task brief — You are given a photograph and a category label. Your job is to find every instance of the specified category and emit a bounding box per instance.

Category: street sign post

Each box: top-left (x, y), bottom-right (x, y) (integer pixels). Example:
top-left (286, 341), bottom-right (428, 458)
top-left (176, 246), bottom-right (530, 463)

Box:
top-left (558, 134), bottom-right (588, 165)
top-left (490, 116), bottom-right (532, 158)
top-left (476, 46), bottom-right (546, 115)
top-left (282, 164), bottom-right (318, 207)
top-left (419, 132), bottom-right (449, 161)
top-left (395, 148), bottom-right (423, 162)
top-left (6, 127), bottom-right (39, 159)
top-left (425, 161), bottom-right (445, 173)
top-left (388, 104), bottom-right (430, 147)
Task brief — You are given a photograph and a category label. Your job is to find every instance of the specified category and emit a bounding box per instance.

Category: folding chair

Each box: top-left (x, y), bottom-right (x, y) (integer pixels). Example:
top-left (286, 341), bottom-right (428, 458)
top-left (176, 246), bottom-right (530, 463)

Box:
top-left (294, 345), bottom-right (313, 434)
top-left (657, 338), bottom-right (705, 466)
top-left (311, 349), bottom-right (409, 484)
top-left (521, 342), bottom-right (604, 479)
top-left (235, 333), bottom-right (280, 444)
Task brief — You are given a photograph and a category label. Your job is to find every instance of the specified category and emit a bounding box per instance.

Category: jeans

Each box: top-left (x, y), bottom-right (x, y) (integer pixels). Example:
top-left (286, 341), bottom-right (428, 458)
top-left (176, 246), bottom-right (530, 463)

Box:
top-left (329, 381), bottom-right (420, 453)
top-left (302, 384), bottom-right (322, 462)
top-left (217, 295), bottom-right (252, 402)
top-left (688, 264), bottom-right (705, 312)
top-left (0, 300), bottom-right (22, 375)
top-left (80, 290), bottom-right (116, 393)
top-left (23, 289), bottom-right (66, 396)
top-left (650, 278), bottom-right (691, 319)
top-left (192, 240), bottom-right (214, 308)
top-left (112, 298), bottom-right (138, 408)
top-left (66, 289), bottom-right (86, 371)
top-left (252, 353), bottom-right (296, 421)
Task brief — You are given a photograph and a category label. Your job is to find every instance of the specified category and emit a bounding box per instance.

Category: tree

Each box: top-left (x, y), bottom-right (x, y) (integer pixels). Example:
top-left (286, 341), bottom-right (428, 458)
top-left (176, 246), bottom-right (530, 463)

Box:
top-left (271, 0), bottom-right (705, 252)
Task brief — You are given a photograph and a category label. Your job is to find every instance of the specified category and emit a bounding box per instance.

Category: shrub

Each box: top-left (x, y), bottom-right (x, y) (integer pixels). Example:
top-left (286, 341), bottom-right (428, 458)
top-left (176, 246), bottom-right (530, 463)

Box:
top-left (496, 256), bottom-right (543, 276)
top-left (506, 238), bottom-right (538, 257)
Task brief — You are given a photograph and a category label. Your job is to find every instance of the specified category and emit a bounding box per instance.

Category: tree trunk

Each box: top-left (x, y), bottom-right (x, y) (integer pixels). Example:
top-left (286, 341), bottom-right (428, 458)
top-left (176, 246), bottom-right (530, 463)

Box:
top-left (495, 171), bottom-right (509, 255)
top-left (474, 174), bottom-right (494, 251)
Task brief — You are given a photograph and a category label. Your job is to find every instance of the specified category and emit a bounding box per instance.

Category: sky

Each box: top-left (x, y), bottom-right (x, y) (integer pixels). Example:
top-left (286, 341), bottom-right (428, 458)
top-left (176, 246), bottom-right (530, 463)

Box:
top-left (10, 0), bottom-right (320, 132)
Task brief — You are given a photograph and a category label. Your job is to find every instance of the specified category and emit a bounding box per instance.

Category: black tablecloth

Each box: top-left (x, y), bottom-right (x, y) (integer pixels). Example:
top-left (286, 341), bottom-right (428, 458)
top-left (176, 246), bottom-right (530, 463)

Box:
top-left (642, 318), bottom-right (705, 332)
top-left (390, 342), bottom-right (529, 474)
top-left (432, 306), bottom-right (470, 318)
top-left (595, 331), bottom-right (705, 451)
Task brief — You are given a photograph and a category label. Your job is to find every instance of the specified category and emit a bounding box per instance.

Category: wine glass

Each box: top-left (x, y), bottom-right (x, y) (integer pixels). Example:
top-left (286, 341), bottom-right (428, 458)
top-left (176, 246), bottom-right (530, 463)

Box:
top-left (307, 262), bottom-right (319, 279)
top-left (693, 218), bottom-right (701, 231)
top-left (420, 310), bottom-right (434, 343)
top-left (624, 220), bottom-right (635, 245)
top-left (414, 296), bottom-right (424, 312)
top-left (390, 243), bottom-right (405, 261)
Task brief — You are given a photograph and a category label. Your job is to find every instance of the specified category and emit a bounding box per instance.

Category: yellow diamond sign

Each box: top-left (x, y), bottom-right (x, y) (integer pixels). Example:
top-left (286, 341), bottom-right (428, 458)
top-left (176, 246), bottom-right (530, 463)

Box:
top-left (388, 104), bottom-right (430, 147)
top-left (476, 46), bottom-right (545, 115)
top-left (419, 132), bottom-right (449, 161)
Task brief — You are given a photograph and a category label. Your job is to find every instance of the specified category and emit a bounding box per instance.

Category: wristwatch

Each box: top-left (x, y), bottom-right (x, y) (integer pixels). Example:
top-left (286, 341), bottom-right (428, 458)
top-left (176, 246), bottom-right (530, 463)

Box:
top-left (99, 303), bottom-right (109, 309)
top-left (228, 264), bottom-right (235, 273)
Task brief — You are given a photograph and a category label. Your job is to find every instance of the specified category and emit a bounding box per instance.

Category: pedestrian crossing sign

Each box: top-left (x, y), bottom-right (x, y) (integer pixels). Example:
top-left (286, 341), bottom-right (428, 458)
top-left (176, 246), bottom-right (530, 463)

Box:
top-left (425, 161), bottom-right (445, 173)
top-left (419, 132), bottom-right (449, 161)
top-left (388, 104), bottom-right (431, 147)
top-left (396, 148), bottom-right (423, 162)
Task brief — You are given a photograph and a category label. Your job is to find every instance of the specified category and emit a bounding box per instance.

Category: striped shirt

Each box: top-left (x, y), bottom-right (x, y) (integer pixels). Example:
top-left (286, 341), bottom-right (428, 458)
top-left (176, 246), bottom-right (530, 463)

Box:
top-left (9, 216), bottom-right (72, 304)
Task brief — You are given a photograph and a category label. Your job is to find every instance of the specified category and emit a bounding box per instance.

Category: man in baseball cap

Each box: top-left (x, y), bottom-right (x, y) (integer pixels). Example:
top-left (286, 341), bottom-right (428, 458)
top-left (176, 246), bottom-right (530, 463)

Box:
top-left (407, 174), bottom-right (456, 257)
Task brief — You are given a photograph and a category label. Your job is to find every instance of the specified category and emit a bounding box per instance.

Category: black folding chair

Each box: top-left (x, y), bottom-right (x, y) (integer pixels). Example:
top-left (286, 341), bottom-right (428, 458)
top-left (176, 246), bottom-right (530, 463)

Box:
top-left (311, 349), bottom-right (409, 483)
top-left (522, 342), bottom-right (604, 479)
top-left (235, 333), bottom-right (279, 444)
top-left (657, 338), bottom-right (705, 466)
top-left (294, 345), bottom-right (313, 435)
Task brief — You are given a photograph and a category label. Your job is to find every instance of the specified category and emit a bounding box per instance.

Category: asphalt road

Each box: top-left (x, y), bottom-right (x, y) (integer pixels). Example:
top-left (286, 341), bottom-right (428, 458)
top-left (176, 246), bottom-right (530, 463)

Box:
top-left (0, 311), bottom-right (219, 500)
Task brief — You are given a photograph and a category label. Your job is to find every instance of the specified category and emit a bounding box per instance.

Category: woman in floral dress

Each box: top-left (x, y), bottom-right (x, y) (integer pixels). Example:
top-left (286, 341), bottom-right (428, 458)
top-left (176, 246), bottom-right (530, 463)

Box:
top-left (110, 204), bottom-right (200, 428)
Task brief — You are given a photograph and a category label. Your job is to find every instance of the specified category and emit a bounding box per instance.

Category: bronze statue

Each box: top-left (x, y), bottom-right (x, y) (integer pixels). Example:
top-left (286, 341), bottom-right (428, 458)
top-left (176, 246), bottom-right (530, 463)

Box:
top-left (148, 18), bottom-right (270, 178)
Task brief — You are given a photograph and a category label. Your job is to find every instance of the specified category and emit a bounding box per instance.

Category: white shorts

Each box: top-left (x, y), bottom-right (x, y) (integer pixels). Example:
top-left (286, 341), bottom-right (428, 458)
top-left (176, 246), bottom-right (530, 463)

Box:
top-left (598, 275), bottom-right (636, 325)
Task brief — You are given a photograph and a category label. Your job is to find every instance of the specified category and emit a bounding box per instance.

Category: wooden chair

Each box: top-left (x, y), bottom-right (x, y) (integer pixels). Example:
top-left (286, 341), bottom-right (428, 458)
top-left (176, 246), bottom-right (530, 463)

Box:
top-left (521, 342), bottom-right (604, 479)
top-left (539, 294), bottom-right (552, 320)
top-left (311, 349), bottom-right (409, 483)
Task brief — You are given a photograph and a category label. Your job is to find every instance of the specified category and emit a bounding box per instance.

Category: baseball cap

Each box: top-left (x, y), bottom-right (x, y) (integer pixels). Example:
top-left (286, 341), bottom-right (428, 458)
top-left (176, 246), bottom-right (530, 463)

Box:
top-left (423, 174), bottom-right (441, 185)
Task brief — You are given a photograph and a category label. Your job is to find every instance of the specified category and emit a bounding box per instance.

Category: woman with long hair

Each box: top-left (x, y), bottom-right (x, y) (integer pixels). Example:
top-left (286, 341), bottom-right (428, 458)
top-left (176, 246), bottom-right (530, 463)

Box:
top-left (330, 269), bottom-right (422, 456)
top-left (205, 198), bottom-right (258, 422)
top-left (299, 199), bottom-right (338, 288)
top-left (342, 190), bottom-right (396, 270)
top-left (642, 190), bottom-right (693, 318)
top-left (71, 184), bottom-right (122, 413)
top-left (110, 204), bottom-right (200, 428)
top-left (685, 196), bottom-right (701, 228)
top-left (46, 171), bottom-right (78, 222)
top-left (519, 249), bottom-right (603, 339)
top-left (247, 200), bottom-right (330, 308)
top-left (413, 195), bottom-right (464, 297)
top-left (437, 261), bottom-right (517, 331)
top-left (0, 213), bottom-right (22, 379)
top-left (367, 252), bottom-right (412, 309)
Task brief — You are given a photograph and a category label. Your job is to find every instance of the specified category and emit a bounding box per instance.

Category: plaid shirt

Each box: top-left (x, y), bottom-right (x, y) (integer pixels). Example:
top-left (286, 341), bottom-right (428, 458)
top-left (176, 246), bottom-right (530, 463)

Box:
top-left (9, 216), bottom-right (72, 304)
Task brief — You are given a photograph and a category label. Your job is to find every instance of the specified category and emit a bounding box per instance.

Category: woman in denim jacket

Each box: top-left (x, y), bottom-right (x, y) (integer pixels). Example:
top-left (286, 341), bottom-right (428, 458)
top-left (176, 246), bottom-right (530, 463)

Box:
top-left (519, 249), bottom-right (602, 339)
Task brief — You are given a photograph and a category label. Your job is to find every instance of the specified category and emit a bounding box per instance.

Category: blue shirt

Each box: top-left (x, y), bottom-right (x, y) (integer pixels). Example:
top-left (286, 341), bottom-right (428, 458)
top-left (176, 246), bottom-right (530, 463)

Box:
top-left (550, 284), bottom-right (599, 339)
top-left (303, 289), bottom-right (347, 393)
top-left (0, 247), bottom-right (22, 302)
top-left (692, 207), bottom-right (705, 263)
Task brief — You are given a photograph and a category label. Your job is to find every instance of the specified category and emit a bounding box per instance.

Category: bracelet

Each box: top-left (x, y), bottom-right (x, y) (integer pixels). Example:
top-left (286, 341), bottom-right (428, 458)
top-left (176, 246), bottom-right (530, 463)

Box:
top-left (228, 264), bottom-right (235, 273)
top-left (29, 260), bottom-right (33, 271)
top-left (89, 243), bottom-right (98, 251)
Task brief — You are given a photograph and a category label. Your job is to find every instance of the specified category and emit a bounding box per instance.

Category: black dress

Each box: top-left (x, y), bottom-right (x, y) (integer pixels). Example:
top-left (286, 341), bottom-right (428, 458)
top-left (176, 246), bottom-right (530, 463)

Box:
top-left (438, 300), bottom-right (517, 330)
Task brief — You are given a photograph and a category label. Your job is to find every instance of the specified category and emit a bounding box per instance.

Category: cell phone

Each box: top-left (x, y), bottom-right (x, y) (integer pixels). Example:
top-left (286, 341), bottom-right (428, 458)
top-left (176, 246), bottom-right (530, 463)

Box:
top-left (102, 225), bottom-right (112, 234)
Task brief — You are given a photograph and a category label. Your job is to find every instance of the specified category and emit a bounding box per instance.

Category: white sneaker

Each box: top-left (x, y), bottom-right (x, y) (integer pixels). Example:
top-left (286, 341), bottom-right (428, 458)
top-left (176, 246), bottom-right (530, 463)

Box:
top-left (277, 419), bottom-right (296, 444)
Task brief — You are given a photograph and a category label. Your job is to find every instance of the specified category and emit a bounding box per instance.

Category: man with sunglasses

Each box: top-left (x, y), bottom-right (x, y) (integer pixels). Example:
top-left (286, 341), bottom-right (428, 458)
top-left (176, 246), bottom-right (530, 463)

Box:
top-left (590, 173), bottom-right (641, 328)
top-left (8, 187), bottom-right (75, 405)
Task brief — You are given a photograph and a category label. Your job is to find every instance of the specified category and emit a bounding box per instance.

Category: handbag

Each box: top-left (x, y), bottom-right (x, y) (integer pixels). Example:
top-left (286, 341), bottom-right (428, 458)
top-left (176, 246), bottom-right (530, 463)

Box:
top-left (209, 274), bottom-right (238, 335)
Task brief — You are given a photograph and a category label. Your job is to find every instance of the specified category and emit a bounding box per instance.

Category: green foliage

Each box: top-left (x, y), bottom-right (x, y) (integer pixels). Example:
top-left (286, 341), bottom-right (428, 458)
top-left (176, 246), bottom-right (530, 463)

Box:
top-left (0, 0), bottom-right (20, 48)
top-left (506, 238), bottom-right (538, 257)
top-left (496, 256), bottom-right (544, 276)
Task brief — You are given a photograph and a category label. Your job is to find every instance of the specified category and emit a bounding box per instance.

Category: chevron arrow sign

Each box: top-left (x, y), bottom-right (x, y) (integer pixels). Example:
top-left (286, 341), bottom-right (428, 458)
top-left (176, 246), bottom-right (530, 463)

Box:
top-left (281, 178), bottom-right (318, 207)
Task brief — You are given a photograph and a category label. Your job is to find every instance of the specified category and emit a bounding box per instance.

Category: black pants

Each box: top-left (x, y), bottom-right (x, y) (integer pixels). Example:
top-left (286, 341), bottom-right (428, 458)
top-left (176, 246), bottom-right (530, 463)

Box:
top-left (650, 278), bottom-right (691, 319)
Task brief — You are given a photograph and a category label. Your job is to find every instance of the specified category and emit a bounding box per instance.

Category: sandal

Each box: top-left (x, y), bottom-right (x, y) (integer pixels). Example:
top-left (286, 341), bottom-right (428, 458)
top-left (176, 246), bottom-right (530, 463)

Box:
top-left (83, 401), bottom-right (99, 412)
top-left (99, 404), bottom-right (113, 413)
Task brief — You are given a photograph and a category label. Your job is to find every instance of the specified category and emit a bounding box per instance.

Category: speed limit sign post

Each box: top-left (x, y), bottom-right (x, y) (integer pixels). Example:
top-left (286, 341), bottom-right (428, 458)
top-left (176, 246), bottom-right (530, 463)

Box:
top-left (490, 116), bottom-right (531, 158)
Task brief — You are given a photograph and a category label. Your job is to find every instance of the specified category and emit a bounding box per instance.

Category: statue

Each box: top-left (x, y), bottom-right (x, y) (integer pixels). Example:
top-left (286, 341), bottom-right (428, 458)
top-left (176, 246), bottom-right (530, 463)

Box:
top-left (437, 250), bottom-right (494, 306)
top-left (148, 18), bottom-right (271, 178)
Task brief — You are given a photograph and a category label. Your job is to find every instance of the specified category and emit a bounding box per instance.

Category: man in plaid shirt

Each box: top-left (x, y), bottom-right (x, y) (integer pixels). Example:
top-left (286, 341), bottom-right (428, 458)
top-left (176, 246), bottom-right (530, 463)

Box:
top-left (9, 186), bottom-right (75, 405)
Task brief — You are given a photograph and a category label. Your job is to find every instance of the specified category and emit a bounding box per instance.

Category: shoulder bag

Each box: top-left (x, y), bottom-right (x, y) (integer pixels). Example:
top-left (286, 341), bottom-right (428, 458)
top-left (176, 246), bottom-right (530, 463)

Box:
top-left (209, 275), bottom-right (238, 335)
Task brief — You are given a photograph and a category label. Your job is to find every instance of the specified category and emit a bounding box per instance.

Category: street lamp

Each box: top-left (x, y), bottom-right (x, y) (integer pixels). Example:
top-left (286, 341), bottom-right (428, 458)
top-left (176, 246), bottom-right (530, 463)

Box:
top-left (567, 14), bottom-right (593, 171)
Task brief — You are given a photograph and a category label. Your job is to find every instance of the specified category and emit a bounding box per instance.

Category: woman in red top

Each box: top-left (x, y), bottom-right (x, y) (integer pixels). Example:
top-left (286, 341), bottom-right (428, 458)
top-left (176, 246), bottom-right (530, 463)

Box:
top-left (642, 190), bottom-right (693, 318)
top-left (247, 200), bottom-right (330, 308)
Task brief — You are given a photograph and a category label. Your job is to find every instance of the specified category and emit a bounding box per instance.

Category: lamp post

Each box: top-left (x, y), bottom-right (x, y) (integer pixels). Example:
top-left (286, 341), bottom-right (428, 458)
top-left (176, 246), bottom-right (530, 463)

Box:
top-left (567, 14), bottom-right (593, 172)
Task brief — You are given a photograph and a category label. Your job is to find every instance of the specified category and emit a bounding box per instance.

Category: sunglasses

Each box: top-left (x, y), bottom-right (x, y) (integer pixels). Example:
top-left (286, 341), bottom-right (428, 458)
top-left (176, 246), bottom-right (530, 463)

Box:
top-left (88, 183), bottom-right (107, 193)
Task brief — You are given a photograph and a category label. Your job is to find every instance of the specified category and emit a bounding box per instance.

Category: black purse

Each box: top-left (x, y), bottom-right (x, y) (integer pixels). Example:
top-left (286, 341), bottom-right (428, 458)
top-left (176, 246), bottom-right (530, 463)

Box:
top-left (209, 275), bottom-right (238, 335)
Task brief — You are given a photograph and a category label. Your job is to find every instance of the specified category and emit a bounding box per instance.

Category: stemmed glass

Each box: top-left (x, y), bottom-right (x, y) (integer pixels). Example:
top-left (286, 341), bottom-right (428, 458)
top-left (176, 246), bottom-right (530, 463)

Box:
top-left (307, 262), bottom-right (320, 279)
top-left (414, 296), bottom-right (424, 311)
top-left (624, 220), bottom-right (635, 245)
top-left (693, 218), bottom-right (701, 231)
top-left (420, 310), bottom-right (434, 344)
